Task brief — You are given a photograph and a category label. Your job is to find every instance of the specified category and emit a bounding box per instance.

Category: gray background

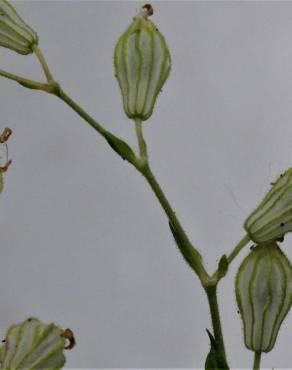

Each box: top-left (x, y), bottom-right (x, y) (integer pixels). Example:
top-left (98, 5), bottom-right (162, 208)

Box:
top-left (0, 0), bottom-right (291, 368)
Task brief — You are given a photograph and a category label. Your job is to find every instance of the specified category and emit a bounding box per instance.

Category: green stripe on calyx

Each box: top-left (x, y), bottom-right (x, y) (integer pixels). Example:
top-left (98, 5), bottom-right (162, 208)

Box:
top-left (0, 0), bottom-right (36, 39)
top-left (0, 18), bottom-right (30, 45)
top-left (114, 37), bottom-right (129, 118)
top-left (136, 28), bottom-right (151, 114)
top-left (235, 254), bottom-right (256, 347)
top-left (268, 251), bottom-right (292, 349)
top-left (248, 252), bottom-right (260, 350)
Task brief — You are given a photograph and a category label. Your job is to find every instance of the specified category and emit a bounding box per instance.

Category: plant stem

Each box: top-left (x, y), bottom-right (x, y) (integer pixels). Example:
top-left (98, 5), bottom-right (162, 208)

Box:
top-left (55, 86), bottom-right (108, 136)
top-left (33, 45), bottom-right (54, 83)
top-left (134, 120), bottom-right (228, 363)
top-left (0, 46), bottom-right (257, 369)
top-left (133, 118), bottom-right (208, 283)
top-left (52, 86), bottom-right (207, 283)
top-left (227, 234), bottom-right (250, 264)
top-left (54, 84), bottom-right (221, 357)
top-left (205, 284), bottom-right (228, 363)
top-left (135, 118), bottom-right (147, 160)
top-left (143, 163), bottom-right (208, 281)
top-left (253, 352), bottom-right (262, 370)
top-left (53, 86), bottom-right (139, 166)
top-left (0, 69), bottom-right (49, 91)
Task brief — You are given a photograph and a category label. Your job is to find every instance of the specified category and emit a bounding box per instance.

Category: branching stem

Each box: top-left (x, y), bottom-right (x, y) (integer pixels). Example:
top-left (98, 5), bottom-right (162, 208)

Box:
top-left (205, 285), bottom-right (228, 363)
top-left (0, 45), bottom-right (255, 370)
top-left (133, 118), bottom-right (229, 364)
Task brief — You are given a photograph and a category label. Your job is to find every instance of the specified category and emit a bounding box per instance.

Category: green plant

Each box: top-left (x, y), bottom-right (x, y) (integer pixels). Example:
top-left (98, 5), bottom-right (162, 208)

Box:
top-left (0, 1), bottom-right (291, 369)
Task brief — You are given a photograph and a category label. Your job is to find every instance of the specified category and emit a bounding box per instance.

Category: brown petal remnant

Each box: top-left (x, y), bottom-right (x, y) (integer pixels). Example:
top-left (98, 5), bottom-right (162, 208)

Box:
top-left (0, 128), bottom-right (12, 143)
top-left (0, 160), bottom-right (12, 173)
top-left (60, 328), bottom-right (76, 350)
top-left (142, 4), bottom-right (154, 17)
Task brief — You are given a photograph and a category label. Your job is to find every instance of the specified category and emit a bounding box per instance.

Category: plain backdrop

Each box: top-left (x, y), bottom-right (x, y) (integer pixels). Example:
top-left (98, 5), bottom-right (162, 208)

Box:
top-left (0, 1), bottom-right (292, 368)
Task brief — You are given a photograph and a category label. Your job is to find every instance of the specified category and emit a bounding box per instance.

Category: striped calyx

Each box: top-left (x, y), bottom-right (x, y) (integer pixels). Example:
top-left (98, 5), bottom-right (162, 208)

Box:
top-left (114, 4), bottom-right (171, 121)
top-left (0, 317), bottom-right (74, 370)
top-left (235, 243), bottom-right (292, 353)
top-left (0, 0), bottom-right (38, 55)
top-left (244, 168), bottom-right (292, 244)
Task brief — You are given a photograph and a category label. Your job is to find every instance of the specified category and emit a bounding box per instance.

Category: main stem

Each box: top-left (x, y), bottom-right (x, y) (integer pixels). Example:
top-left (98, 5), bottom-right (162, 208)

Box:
top-left (253, 352), bottom-right (262, 370)
top-left (205, 285), bottom-right (228, 363)
top-left (134, 118), bottom-right (208, 282)
top-left (144, 163), bottom-right (208, 277)
top-left (55, 87), bottom-right (108, 137)
top-left (134, 118), bottom-right (228, 363)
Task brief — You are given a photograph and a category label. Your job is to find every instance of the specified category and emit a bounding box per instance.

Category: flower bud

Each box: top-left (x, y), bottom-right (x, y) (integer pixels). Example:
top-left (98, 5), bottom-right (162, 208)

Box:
top-left (244, 168), bottom-right (292, 243)
top-left (0, 317), bottom-right (75, 369)
top-left (0, 0), bottom-right (38, 55)
top-left (114, 4), bottom-right (171, 121)
top-left (235, 243), bottom-right (292, 353)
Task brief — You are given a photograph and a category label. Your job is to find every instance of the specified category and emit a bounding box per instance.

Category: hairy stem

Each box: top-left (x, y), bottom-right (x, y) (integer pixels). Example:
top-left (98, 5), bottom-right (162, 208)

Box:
top-left (227, 234), bottom-right (250, 264)
top-left (205, 285), bottom-right (228, 364)
top-left (0, 69), bottom-right (48, 91)
top-left (253, 352), bottom-right (262, 370)
top-left (135, 118), bottom-right (147, 160)
top-left (33, 45), bottom-right (54, 83)
top-left (55, 86), bottom-right (108, 136)
top-left (134, 118), bottom-right (208, 283)
top-left (143, 163), bottom-right (208, 281)
top-left (53, 87), bottom-right (208, 283)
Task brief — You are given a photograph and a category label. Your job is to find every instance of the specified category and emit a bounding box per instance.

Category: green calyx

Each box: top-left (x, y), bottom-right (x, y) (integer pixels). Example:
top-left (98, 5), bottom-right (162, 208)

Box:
top-left (0, 0), bottom-right (38, 55)
top-left (114, 4), bottom-right (171, 121)
top-left (235, 243), bottom-right (292, 353)
top-left (244, 168), bottom-right (292, 243)
top-left (0, 317), bottom-right (74, 370)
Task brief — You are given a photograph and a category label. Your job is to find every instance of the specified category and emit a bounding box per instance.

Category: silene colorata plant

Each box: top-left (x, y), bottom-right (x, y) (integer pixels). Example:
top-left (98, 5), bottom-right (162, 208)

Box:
top-left (0, 1), bottom-right (291, 369)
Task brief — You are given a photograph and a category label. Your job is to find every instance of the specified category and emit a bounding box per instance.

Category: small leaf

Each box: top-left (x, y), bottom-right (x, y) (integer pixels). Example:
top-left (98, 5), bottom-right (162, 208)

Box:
top-left (169, 221), bottom-right (202, 269)
top-left (217, 255), bottom-right (229, 280)
top-left (205, 329), bottom-right (229, 370)
top-left (18, 80), bottom-right (42, 90)
top-left (104, 132), bottom-right (136, 164)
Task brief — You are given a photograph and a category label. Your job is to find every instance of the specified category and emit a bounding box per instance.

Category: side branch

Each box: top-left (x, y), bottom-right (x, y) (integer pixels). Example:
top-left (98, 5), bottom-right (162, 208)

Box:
top-left (0, 69), bottom-right (49, 91)
top-left (133, 118), bottom-right (208, 283)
